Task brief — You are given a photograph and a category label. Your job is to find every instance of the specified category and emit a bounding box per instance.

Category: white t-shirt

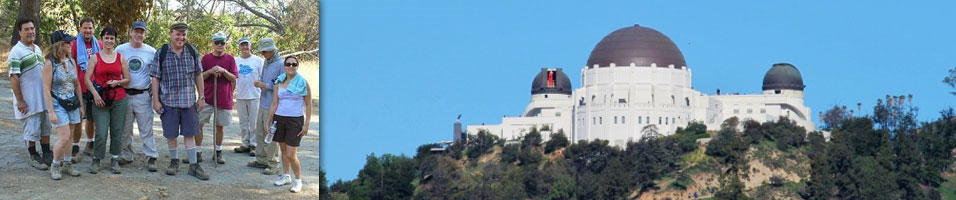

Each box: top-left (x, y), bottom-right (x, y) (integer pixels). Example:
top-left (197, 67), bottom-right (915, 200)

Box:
top-left (235, 54), bottom-right (264, 99)
top-left (7, 41), bottom-right (45, 119)
top-left (115, 43), bottom-right (156, 90)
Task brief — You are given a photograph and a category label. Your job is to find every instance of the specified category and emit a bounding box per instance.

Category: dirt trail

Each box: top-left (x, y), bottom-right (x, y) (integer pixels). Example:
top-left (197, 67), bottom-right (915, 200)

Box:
top-left (0, 75), bottom-right (320, 199)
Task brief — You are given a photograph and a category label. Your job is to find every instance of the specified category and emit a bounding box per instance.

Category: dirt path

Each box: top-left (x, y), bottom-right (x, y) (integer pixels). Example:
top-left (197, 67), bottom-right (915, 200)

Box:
top-left (0, 76), bottom-right (320, 199)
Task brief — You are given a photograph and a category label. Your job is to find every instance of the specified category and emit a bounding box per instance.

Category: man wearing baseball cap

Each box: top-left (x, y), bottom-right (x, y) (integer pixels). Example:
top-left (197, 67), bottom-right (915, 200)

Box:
top-left (195, 32), bottom-right (238, 165)
top-left (115, 21), bottom-right (159, 171)
top-left (233, 37), bottom-right (264, 156)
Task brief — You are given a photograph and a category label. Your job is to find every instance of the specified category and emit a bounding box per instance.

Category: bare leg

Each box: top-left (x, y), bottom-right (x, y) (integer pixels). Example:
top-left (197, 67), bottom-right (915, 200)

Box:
top-left (53, 126), bottom-right (71, 161)
top-left (85, 120), bottom-right (94, 140)
top-left (71, 123), bottom-right (81, 143)
top-left (280, 143), bottom-right (290, 174)
top-left (288, 146), bottom-right (300, 179)
top-left (167, 138), bottom-right (177, 151)
top-left (195, 123), bottom-right (204, 146)
top-left (40, 136), bottom-right (50, 145)
top-left (215, 126), bottom-right (224, 147)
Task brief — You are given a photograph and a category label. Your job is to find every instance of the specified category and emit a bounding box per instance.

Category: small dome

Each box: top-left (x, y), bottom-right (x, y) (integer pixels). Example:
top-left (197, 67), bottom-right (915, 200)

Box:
top-left (586, 25), bottom-right (686, 68)
top-left (531, 68), bottom-right (572, 95)
top-left (762, 63), bottom-right (805, 91)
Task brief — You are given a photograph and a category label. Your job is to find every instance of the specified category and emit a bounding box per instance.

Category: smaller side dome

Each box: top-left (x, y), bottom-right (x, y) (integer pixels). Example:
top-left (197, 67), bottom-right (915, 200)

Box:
top-left (762, 63), bottom-right (805, 91)
top-left (531, 68), bottom-right (572, 95)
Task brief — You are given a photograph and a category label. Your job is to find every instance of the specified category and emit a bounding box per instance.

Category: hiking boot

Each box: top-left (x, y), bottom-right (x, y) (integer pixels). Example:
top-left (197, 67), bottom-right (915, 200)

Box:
top-left (234, 146), bottom-right (250, 153)
top-left (110, 158), bottom-right (121, 174)
top-left (63, 162), bottom-right (80, 177)
top-left (30, 155), bottom-right (49, 170)
top-left (183, 152), bottom-right (203, 163)
top-left (274, 174), bottom-right (292, 186)
top-left (166, 159), bottom-right (180, 175)
top-left (89, 159), bottom-right (100, 174)
top-left (249, 146), bottom-right (256, 157)
top-left (188, 163), bottom-right (209, 180)
top-left (290, 179), bottom-right (303, 193)
top-left (118, 158), bottom-right (132, 165)
top-left (214, 151), bottom-right (225, 164)
top-left (83, 142), bottom-right (94, 156)
top-left (262, 166), bottom-right (280, 175)
top-left (247, 161), bottom-right (269, 169)
top-left (147, 157), bottom-right (158, 172)
top-left (50, 162), bottom-right (62, 180)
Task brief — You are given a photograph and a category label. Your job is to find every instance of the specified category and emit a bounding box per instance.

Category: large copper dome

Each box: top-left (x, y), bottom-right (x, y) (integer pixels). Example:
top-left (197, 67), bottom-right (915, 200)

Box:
top-left (762, 63), bottom-right (805, 91)
top-left (586, 25), bottom-right (686, 68)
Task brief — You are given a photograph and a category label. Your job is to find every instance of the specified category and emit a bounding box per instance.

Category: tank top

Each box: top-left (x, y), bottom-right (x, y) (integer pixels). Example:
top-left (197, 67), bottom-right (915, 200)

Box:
top-left (51, 58), bottom-right (78, 100)
top-left (92, 52), bottom-right (126, 100)
top-left (275, 87), bottom-right (304, 117)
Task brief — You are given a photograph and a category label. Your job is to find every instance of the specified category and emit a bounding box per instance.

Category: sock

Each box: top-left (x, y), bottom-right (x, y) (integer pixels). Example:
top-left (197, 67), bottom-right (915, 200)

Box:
top-left (169, 149), bottom-right (178, 159)
top-left (112, 155), bottom-right (119, 159)
top-left (283, 174), bottom-right (291, 178)
top-left (187, 147), bottom-right (198, 164)
top-left (52, 160), bottom-right (60, 165)
top-left (64, 157), bottom-right (72, 162)
top-left (73, 142), bottom-right (80, 146)
top-left (41, 143), bottom-right (52, 154)
top-left (294, 178), bottom-right (301, 183)
top-left (215, 145), bottom-right (223, 151)
top-left (27, 145), bottom-right (39, 157)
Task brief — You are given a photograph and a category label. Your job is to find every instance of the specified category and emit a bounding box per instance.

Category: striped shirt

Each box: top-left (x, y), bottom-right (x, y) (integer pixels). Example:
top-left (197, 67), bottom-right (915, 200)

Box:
top-left (149, 44), bottom-right (201, 108)
top-left (7, 41), bottom-right (45, 119)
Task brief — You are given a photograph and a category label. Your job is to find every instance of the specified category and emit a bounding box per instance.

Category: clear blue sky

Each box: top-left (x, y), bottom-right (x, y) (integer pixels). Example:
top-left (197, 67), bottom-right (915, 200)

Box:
top-left (321, 1), bottom-right (956, 183)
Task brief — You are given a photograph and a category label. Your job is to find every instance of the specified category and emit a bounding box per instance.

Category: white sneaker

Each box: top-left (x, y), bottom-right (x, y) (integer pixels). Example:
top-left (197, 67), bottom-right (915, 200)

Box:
top-left (274, 174), bottom-right (292, 186)
top-left (290, 179), bottom-right (303, 193)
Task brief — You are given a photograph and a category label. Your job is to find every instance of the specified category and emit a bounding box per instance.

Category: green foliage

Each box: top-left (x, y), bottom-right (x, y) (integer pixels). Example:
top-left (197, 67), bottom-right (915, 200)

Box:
top-left (80, 0), bottom-right (150, 35)
top-left (320, 170), bottom-right (330, 199)
top-left (500, 144), bottom-right (519, 164)
top-left (466, 129), bottom-right (499, 159)
top-left (545, 130), bottom-right (570, 154)
top-left (714, 174), bottom-right (751, 200)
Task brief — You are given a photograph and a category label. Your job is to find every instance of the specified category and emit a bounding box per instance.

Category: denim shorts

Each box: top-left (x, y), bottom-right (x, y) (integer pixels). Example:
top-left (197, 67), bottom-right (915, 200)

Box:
top-left (52, 99), bottom-right (82, 128)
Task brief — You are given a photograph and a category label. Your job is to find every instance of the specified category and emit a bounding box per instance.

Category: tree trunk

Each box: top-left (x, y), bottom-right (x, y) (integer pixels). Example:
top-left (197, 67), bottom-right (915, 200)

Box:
top-left (11, 0), bottom-right (41, 45)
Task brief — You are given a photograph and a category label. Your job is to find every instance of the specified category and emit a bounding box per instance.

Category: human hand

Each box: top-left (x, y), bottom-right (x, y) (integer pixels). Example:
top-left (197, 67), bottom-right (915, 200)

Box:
top-left (153, 102), bottom-right (163, 114)
top-left (16, 102), bottom-right (27, 114)
top-left (49, 112), bottom-right (59, 124)
top-left (197, 100), bottom-right (205, 112)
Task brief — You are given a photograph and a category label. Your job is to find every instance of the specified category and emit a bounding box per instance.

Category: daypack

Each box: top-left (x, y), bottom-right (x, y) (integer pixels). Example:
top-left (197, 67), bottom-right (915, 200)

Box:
top-left (157, 43), bottom-right (199, 73)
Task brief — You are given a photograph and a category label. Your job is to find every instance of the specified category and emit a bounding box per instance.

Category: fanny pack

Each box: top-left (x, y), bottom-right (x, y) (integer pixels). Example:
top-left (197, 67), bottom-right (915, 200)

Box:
top-left (83, 82), bottom-right (116, 107)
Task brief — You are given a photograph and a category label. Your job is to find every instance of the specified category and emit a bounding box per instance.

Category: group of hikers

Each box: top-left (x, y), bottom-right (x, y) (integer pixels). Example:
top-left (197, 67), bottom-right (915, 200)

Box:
top-left (8, 17), bottom-right (313, 193)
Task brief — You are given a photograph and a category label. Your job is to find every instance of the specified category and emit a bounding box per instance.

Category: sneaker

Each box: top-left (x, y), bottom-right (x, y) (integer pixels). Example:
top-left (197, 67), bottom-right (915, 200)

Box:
top-left (110, 158), bottom-right (121, 174)
top-left (63, 162), bottom-right (81, 177)
top-left (188, 163), bottom-right (209, 180)
top-left (234, 146), bottom-right (250, 153)
top-left (262, 166), bottom-right (280, 175)
top-left (274, 174), bottom-right (292, 186)
top-left (247, 161), bottom-right (269, 169)
top-left (290, 179), bottom-right (303, 193)
top-left (50, 162), bottom-right (62, 180)
top-left (214, 151), bottom-right (225, 164)
top-left (29, 155), bottom-right (49, 171)
top-left (89, 159), bottom-right (100, 174)
top-left (249, 146), bottom-right (256, 157)
top-left (147, 157), bottom-right (158, 172)
top-left (166, 159), bottom-right (180, 175)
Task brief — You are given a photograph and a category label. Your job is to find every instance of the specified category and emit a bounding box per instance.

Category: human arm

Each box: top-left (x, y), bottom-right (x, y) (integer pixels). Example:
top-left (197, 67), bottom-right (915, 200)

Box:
top-left (85, 55), bottom-right (104, 107)
top-left (263, 84), bottom-right (279, 135)
top-left (41, 60), bottom-right (58, 124)
top-left (196, 64), bottom-right (205, 111)
top-left (299, 83), bottom-right (312, 137)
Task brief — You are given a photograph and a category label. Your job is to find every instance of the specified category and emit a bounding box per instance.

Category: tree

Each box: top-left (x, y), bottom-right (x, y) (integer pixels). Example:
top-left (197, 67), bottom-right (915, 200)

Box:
top-left (80, 0), bottom-right (152, 34)
top-left (500, 144), bottom-right (519, 163)
top-left (714, 174), bottom-right (751, 200)
top-left (945, 67), bottom-right (956, 95)
top-left (466, 130), bottom-right (499, 159)
top-left (320, 170), bottom-right (331, 199)
top-left (10, 0), bottom-right (39, 45)
top-left (545, 130), bottom-right (570, 154)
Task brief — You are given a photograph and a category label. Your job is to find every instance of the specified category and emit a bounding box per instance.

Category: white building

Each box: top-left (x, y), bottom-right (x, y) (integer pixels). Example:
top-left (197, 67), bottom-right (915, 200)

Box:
top-left (467, 25), bottom-right (815, 147)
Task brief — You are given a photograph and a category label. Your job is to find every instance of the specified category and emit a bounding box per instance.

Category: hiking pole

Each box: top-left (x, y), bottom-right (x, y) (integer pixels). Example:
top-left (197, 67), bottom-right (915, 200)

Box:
top-left (213, 69), bottom-right (219, 169)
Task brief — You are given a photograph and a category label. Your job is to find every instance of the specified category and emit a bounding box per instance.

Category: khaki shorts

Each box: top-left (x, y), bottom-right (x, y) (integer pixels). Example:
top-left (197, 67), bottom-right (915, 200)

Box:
top-left (198, 106), bottom-right (233, 126)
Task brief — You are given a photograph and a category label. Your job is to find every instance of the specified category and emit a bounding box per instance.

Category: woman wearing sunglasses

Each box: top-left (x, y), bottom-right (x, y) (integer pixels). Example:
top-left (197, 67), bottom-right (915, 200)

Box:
top-left (263, 55), bottom-right (311, 193)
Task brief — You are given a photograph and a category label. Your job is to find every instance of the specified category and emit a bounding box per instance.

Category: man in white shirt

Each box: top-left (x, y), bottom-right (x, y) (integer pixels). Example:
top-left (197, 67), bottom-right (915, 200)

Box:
top-left (115, 21), bottom-right (159, 171)
top-left (232, 37), bottom-right (264, 156)
top-left (8, 18), bottom-right (51, 170)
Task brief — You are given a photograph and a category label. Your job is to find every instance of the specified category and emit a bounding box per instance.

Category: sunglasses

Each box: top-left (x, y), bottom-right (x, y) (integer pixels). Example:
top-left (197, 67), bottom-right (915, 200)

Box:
top-left (285, 63), bottom-right (298, 67)
top-left (214, 41), bottom-right (225, 46)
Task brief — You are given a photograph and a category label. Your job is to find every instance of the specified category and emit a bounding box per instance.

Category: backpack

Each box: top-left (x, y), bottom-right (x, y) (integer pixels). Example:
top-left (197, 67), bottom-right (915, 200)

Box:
top-left (155, 43), bottom-right (200, 105)
top-left (157, 43), bottom-right (199, 76)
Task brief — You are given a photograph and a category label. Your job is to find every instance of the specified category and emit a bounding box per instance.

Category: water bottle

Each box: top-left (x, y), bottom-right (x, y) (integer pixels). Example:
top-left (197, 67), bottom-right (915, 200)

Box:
top-left (265, 121), bottom-right (277, 144)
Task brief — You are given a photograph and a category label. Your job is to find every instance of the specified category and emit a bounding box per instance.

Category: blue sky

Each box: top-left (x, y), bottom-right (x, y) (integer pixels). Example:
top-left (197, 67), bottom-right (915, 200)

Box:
top-left (321, 1), bottom-right (956, 183)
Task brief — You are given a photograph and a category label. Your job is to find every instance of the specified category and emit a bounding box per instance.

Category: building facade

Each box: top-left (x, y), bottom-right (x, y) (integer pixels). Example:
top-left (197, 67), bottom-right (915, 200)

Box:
top-left (466, 25), bottom-right (814, 147)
